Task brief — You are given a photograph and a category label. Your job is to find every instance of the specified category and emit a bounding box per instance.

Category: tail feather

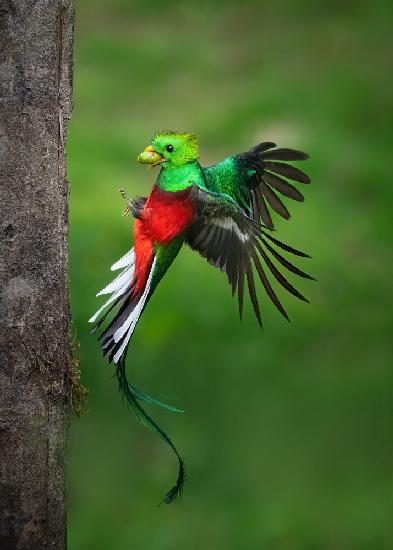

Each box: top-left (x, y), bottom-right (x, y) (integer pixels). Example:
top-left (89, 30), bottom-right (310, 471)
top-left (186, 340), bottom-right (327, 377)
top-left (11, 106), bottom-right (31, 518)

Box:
top-left (130, 384), bottom-right (185, 413)
top-left (89, 279), bottom-right (132, 325)
top-left (91, 245), bottom-right (187, 504)
top-left (91, 250), bottom-right (156, 365)
top-left (111, 248), bottom-right (135, 271)
top-left (111, 256), bottom-right (156, 363)
top-left (89, 248), bottom-right (135, 325)
top-left (116, 356), bottom-right (186, 505)
top-left (97, 262), bottom-right (135, 296)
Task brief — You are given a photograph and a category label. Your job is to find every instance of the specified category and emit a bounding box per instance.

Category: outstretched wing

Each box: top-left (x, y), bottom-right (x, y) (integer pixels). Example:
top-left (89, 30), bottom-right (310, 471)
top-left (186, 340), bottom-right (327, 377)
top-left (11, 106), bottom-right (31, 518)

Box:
top-left (203, 142), bottom-right (310, 229)
top-left (186, 187), bottom-right (313, 326)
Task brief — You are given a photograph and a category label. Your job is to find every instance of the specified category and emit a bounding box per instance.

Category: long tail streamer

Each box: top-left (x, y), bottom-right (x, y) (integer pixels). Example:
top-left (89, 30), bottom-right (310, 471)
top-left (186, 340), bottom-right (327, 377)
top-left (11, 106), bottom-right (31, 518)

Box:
top-left (116, 356), bottom-right (186, 505)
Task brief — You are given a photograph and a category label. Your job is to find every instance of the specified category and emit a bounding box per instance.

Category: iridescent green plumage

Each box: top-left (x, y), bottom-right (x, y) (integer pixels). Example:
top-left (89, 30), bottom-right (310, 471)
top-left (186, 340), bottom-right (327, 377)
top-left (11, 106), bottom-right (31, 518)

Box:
top-left (204, 142), bottom-right (311, 229)
top-left (148, 131), bottom-right (310, 230)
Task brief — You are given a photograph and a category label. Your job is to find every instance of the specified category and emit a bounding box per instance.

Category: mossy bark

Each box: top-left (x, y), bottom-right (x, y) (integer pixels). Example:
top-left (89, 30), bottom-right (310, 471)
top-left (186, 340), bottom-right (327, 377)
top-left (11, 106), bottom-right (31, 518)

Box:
top-left (0, 1), bottom-right (74, 548)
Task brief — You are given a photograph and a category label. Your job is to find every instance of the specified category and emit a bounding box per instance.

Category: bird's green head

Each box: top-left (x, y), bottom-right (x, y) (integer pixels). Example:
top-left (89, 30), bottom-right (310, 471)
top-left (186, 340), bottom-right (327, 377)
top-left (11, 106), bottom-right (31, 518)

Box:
top-left (138, 131), bottom-right (199, 169)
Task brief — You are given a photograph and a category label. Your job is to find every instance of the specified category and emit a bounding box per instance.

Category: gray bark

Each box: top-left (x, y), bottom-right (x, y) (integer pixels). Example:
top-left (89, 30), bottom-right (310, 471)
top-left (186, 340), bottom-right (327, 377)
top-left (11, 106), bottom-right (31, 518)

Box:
top-left (0, 1), bottom-right (74, 548)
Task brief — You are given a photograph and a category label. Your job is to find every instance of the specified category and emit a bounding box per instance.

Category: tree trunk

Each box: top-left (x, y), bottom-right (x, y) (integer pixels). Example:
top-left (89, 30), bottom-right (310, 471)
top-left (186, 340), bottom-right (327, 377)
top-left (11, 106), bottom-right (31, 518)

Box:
top-left (0, 1), bottom-right (74, 548)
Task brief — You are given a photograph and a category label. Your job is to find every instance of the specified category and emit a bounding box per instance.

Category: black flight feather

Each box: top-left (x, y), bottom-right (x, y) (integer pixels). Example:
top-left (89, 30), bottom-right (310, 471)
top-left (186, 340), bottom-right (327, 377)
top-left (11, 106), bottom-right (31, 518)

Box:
top-left (260, 148), bottom-right (309, 161)
top-left (261, 183), bottom-right (291, 219)
top-left (232, 143), bottom-right (311, 228)
top-left (260, 237), bottom-right (315, 280)
top-left (261, 231), bottom-right (311, 257)
top-left (245, 257), bottom-right (262, 327)
top-left (263, 172), bottom-right (304, 202)
top-left (263, 161), bottom-right (311, 184)
top-left (254, 240), bottom-right (309, 303)
top-left (186, 186), bottom-right (313, 327)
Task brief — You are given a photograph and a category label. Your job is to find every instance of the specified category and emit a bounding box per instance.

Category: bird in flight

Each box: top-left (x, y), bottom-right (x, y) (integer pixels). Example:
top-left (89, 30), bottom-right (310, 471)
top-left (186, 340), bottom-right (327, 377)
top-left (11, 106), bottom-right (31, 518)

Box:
top-left (90, 131), bottom-right (313, 504)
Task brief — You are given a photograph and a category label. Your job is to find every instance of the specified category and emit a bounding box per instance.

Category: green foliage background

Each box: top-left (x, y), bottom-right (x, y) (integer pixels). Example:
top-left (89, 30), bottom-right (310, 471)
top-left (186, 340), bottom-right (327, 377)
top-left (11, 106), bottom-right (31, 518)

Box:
top-left (68, 1), bottom-right (392, 548)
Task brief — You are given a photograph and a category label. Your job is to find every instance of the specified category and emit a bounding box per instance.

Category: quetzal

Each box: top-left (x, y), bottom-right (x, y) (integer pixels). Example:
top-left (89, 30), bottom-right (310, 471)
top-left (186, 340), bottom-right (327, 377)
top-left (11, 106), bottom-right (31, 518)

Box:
top-left (90, 131), bottom-right (313, 504)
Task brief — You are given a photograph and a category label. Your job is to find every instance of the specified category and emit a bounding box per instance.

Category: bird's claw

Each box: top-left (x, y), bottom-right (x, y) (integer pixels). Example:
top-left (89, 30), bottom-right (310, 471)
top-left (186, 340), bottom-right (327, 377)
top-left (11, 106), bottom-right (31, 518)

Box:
top-left (119, 188), bottom-right (132, 216)
top-left (119, 188), bottom-right (129, 201)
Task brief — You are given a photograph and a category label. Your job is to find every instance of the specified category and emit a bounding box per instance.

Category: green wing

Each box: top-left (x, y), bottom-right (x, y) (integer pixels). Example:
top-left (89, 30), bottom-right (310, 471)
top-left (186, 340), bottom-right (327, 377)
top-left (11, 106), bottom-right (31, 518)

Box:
top-left (202, 142), bottom-right (310, 229)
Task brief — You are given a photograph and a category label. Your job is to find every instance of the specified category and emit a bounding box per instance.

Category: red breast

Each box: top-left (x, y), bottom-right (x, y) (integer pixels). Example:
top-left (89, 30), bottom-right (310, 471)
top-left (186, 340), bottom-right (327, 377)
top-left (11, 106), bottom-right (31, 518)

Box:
top-left (132, 186), bottom-right (194, 295)
top-left (142, 186), bottom-right (195, 244)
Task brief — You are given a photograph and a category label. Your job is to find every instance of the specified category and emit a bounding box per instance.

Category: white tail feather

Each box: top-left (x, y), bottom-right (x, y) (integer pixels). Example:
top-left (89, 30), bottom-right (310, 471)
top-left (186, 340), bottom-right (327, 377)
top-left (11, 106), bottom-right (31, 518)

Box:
top-left (96, 264), bottom-right (134, 296)
top-left (111, 248), bottom-right (135, 271)
top-left (113, 256), bottom-right (156, 363)
top-left (88, 281), bottom-right (129, 323)
top-left (89, 248), bottom-right (135, 323)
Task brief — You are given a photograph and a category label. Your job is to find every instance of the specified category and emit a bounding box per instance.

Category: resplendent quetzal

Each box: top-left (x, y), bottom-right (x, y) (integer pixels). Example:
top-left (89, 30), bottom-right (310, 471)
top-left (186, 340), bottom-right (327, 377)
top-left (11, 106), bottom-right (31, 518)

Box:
top-left (90, 131), bottom-right (313, 504)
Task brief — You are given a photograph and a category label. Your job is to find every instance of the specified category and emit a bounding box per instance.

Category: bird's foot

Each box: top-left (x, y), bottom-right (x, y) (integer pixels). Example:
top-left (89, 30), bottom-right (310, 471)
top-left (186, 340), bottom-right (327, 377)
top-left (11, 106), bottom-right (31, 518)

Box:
top-left (119, 188), bottom-right (132, 217)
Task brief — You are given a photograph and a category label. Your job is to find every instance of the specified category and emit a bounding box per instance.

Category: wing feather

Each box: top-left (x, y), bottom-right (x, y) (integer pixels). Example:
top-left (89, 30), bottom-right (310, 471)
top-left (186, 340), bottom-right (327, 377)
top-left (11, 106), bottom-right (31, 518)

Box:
top-left (251, 249), bottom-right (288, 321)
top-left (261, 183), bottom-right (291, 219)
top-left (260, 237), bottom-right (315, 280)
top-left (263, 161), bottom-right (311, 184)
top-left (186, 187), bottom-right (312, 325)
top-left (255, 188), bottom-right (274, 229)
top-left (237, 244), bottom-right (245, 319)
top-left (261, 148), bottom-right (309, 161)
top-left (203, 142), bottom-right (310, 229)
top-left (255, 241), bottom-right (309, 302)
top-left (263, 172), bottom-right (304, 202)
top-left (245, 257), bottom-right (262, 327)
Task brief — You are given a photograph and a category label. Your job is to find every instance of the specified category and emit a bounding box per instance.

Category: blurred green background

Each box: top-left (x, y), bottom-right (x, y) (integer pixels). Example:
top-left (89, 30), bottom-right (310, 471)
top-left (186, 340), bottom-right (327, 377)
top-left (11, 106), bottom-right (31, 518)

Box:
top-left (67, 1), bottom-right (393, 548)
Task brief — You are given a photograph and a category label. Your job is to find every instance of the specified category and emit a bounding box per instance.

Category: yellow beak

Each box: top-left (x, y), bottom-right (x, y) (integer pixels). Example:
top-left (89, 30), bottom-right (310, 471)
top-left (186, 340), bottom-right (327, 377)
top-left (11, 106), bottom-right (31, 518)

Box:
top-left (137, 145), bottom-right (164, 165)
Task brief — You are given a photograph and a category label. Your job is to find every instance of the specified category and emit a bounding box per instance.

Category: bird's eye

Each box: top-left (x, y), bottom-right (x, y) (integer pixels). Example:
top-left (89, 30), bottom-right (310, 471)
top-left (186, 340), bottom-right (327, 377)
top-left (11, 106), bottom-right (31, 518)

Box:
top-left (166, 144), bottom-right (174, 153)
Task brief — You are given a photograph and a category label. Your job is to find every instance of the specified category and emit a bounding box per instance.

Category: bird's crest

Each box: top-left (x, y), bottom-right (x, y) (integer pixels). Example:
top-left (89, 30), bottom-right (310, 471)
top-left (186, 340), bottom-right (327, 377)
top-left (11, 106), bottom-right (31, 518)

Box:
top-left (152, 129), bottom-right (197, 145)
